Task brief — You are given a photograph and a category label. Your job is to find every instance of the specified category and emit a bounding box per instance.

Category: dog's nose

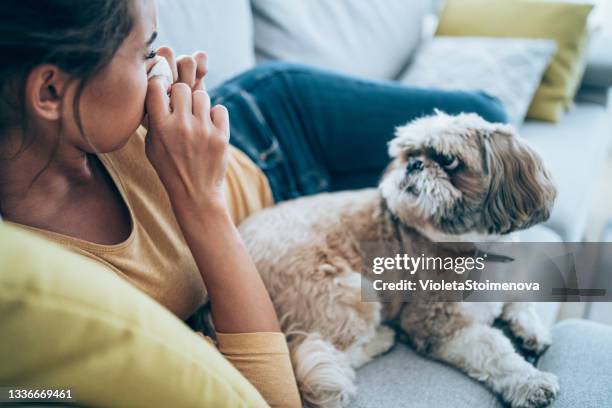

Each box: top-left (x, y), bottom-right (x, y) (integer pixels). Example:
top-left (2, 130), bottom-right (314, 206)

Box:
top-left (406, 158), bottom-right (424, 174)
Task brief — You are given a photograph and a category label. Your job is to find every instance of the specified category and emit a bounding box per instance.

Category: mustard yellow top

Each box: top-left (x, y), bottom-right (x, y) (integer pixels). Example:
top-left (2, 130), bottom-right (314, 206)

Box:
top-left (9, 127), bottom-right (300, 408)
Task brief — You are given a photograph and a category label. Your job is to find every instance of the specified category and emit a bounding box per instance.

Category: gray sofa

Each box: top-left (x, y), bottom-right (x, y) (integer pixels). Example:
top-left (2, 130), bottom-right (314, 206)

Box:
top-left (353, 319), bottom-right (612, 407)
top-left (154, 1), bottom-right (612, 406)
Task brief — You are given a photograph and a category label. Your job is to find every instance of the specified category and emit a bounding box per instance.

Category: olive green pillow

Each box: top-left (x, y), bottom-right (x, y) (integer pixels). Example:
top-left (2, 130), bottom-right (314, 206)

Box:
top-left (436, 0), bottom-right (593, 122)
top-left (0, 223), bottom-right (268, 408)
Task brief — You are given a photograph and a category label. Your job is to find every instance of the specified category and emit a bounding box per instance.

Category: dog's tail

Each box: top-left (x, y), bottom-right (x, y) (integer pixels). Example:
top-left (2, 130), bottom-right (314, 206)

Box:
top-left (290, 333), bottom-right (356, 408)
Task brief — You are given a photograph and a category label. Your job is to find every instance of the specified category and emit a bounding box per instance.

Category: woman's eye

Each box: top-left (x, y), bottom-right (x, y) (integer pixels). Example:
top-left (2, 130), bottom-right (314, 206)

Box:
top-left (144, 49), bottom-right (157, 60)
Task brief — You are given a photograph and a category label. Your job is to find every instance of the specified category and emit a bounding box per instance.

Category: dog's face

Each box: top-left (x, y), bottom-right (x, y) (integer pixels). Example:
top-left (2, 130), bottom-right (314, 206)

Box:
top-left (379, 111), bottom-right (556, 238)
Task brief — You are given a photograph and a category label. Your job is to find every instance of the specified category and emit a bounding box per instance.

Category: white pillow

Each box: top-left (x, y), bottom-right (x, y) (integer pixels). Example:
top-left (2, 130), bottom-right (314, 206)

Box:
top-left (400, 37), bottom-right (557, 125)
top-left (155, 0), bottom-right (256, 89)
top-left (252, 0), bottom-right (429, 80)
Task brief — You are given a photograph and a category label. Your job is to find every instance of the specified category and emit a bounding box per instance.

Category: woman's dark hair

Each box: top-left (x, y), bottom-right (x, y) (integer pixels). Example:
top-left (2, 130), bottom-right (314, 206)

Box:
top-left (0, 0), bottom-right (134, 148)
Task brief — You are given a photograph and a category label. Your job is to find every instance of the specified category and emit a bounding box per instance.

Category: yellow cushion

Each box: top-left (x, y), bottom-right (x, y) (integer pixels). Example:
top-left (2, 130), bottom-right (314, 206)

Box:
top-left (436, 0), bottom-right (593, 122)
top-left (0, 223), bottom-right (268, 408)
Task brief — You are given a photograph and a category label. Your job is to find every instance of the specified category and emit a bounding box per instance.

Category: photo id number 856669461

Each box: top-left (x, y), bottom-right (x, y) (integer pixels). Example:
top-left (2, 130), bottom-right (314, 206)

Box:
top-left (0, 387), bottom-right (75, 403)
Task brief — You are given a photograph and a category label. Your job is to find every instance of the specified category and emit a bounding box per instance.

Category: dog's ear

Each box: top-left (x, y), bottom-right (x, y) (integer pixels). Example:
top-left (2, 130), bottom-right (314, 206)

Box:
top-left (481, 128), bottom-right (557, 234)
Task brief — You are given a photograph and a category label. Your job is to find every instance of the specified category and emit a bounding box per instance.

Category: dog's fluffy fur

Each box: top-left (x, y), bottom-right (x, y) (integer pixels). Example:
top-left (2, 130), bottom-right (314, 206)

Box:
top-left (239, 111), bottom-right (558, 408)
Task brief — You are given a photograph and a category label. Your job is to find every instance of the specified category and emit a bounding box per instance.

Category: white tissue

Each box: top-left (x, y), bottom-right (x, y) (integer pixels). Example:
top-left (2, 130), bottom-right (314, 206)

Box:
top-left (147, 58), bottom-right (173, 87)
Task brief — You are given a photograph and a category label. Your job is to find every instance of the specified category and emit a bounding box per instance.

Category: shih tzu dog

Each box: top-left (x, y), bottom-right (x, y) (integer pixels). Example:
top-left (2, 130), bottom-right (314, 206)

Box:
top-left (239, 111), bottom-right (558, 408)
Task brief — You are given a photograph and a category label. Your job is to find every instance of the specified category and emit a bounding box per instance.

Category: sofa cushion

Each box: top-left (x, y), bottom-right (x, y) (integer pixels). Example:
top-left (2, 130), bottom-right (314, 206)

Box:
top-left (436, 0), bottom-right (593, 123)
top-left (354, 320), bottom-right (612, 407)
top-left (154, 0), bottom-right (256, 89)
top-left (353, 342), bottom-right (502, 408)
top-left (520, 102), bottom-right (612, 241)
top-left (252, 0), bottom-right (428, 80)
top-left (400, 37), bottom-right (556, 126)
top-left (0, 223), bottom-right (268, 408)
top-left (538, 320), bottom-right (612, 408)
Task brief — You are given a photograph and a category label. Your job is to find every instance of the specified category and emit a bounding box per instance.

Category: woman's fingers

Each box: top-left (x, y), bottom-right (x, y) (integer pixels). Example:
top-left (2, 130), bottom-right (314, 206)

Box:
top-left (192, 89), bottom-right (211, 120)
top-left (193, 52), bottom-right (208, 77)
top-left (155, 47), bottom-right (209, 93)
top-left (155, 46), bottom-right (178, 82)
top-left (145, 77), bottom-right (171, 121)
top-left (193, 51), bottom-right (208, 91)
top-left (176, 54), bottom-right (197, 88)
top-left (211, 105), bottom-right (230, 136)
top-left (170, 82), bottom-right (192, 115)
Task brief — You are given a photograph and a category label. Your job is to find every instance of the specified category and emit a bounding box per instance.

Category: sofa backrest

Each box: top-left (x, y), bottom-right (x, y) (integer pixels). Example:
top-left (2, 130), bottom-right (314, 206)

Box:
top-left (252, 0), bottom-right (430, 80)
top-left (154, 0), bottom-right (256, 89)
top-left (154, 0), bottom-right (429, 87)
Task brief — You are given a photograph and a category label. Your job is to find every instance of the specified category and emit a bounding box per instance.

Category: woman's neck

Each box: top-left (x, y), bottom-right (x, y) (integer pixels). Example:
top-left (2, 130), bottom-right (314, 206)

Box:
top-left (0, 132), bottom-right (96, 224)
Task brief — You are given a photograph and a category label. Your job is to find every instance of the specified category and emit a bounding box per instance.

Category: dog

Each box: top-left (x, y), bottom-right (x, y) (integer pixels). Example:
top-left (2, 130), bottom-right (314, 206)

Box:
top-left (239, 111), bottom-right (558, 408)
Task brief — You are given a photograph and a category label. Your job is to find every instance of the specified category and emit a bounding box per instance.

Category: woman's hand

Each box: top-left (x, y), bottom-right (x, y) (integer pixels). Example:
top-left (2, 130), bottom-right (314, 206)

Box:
top-left (155, 47), bottom-right (208, 91)
top-left (144, 49), bottom-right (281, 335)
top-left (144, 48), bottom-right (230, 214)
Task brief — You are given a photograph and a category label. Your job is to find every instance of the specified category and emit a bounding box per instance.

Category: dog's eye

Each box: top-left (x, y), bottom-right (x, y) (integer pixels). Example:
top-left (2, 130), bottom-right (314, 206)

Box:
top-left (439, 154), bottom-right (460, 171)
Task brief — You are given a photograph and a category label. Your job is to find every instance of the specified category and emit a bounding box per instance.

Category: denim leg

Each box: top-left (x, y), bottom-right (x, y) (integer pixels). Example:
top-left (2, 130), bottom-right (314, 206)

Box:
top-left (210, 62), bottom-right (508, 201)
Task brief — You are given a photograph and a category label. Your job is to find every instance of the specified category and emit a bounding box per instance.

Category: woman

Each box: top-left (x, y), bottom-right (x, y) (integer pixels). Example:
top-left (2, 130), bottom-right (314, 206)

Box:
top-left (0, 0), bottom-right (506, 406)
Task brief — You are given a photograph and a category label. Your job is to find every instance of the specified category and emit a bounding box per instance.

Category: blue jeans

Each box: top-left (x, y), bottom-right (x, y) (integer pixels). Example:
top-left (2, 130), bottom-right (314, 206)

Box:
top-left (210, 62), bottom-right (508, 202)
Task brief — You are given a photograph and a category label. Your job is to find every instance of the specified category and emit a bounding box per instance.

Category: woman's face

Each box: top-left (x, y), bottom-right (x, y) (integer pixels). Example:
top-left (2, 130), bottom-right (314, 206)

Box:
top-left (62, 0), bottom-right (158, 153)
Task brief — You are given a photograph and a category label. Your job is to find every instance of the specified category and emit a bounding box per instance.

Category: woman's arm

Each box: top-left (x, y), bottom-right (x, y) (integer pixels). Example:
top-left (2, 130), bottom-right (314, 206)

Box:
top-left (173, 199), bottom-right (280, 333)
top-left (144, 50), bottom-right (280, 333)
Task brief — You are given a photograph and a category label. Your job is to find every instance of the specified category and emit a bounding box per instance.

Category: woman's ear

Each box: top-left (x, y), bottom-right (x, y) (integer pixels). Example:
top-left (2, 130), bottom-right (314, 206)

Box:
top-left (24, 64), bottom-right (71, 122)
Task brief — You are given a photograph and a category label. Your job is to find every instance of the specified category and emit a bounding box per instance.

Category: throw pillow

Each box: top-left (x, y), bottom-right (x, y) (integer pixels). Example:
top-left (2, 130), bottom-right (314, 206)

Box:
top-left (400, 37), bottom-right (557, 126)
top-left (436, 0), bottom-right (593, 122)
top-left (0, 223), bottom-right (268, 408)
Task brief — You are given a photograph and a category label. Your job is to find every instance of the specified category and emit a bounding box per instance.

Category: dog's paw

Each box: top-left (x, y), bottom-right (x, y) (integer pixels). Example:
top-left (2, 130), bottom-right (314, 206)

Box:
top-left (347, 325), bottom-right (395, 368)
top-left (512, 321), bottom-right (552, 355)
top-left (506, 309), bottom-right (552, 355)
top-left (508, 371), bottom-right (559, 408)
top-left (520, 331), bottom-right (552, 355)
top-left (365, 325), bottom-right (396, 357)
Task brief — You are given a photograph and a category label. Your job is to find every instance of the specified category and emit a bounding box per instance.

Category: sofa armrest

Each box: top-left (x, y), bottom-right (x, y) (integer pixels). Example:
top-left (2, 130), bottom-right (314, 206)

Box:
top-left (582, 30), bottom-right (612, 89)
